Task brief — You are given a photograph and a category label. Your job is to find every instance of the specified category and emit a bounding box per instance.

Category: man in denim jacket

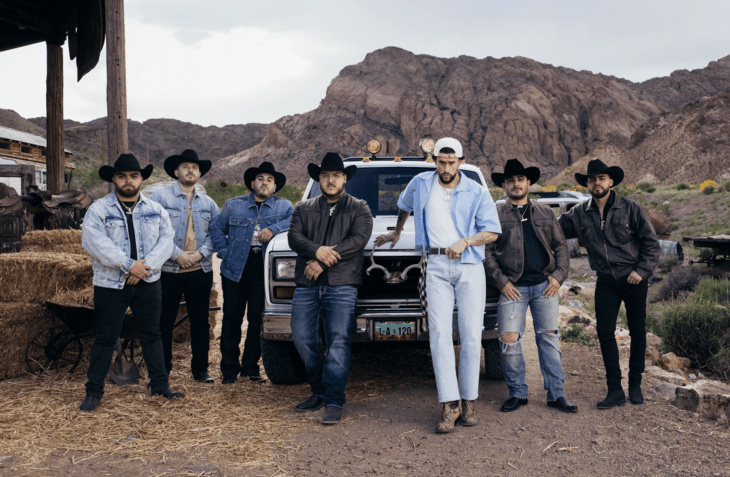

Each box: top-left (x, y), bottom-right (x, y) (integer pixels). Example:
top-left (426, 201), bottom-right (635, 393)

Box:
top-left (210, 162), bottom-right (293, 384)
top-left (149, 150), bottom-right (220, 383)
top-left (80, 153), bottom-right (182, 412)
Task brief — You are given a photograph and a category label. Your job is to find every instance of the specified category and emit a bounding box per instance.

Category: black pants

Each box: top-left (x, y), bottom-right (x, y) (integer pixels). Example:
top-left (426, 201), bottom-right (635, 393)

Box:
top-left (160, 269), bottom-right (214, 375)
top-left (86, 281), bottom-right (168, 398)
top-left (595, 274), bottom-right (649, 391)
top-left (220, 274), bottom-right (265, 379)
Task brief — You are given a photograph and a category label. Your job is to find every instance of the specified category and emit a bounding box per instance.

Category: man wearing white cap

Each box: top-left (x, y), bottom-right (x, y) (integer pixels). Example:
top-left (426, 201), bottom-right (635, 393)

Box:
top-left (374, 138), bottom-right (501, 433)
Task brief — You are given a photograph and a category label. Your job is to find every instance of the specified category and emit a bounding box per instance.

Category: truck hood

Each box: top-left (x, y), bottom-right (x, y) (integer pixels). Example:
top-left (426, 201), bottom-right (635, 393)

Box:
top-left (268, 215), bottom-right (418, 253)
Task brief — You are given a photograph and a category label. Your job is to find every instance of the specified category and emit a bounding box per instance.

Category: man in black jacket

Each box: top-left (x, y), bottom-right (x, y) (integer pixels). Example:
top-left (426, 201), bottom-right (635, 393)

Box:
top-left (559, 159), bottom-right (660, 409)
top-left (288, 152), bottom-right (373, 425)
top-left (485, 159), bottom-right (577, 414)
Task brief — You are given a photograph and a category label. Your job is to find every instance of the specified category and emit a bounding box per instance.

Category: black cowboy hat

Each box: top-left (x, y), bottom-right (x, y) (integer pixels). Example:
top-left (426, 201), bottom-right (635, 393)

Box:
top-left (575, 159), bottom-right (624, 187)
top-left (307, 152), bottom-right (357, 182)
top-left (244, 161), bottom-right (286, 193)
top-left (491, 158), bottom-right (540, 187)
top-left (164, 149), bottom-right (212, 178)
top-left (99, 153), bottom-right (154, 183)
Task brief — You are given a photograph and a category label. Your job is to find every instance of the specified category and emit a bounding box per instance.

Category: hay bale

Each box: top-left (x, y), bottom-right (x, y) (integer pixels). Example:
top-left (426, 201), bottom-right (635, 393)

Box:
top-left (0, 303), bottom-right (55, 379)
top-left (47, 286), bottom-right (94, 308)
top-left (21, 229), bottom-right (82, 247)
top-left (0, 253), bottom-right (92, 303)
top-left (22, 243), bottom-right (89, 256)
top-left (172, 288), bottom-right (220, 342)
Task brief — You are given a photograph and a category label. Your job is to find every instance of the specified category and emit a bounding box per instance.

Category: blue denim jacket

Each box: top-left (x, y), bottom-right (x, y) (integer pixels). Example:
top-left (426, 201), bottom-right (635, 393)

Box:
top-left (82, 191), bottom-right (175, 289)
top-left (149, 182), bottom-right (220, 273)
top-left (398, 170), bottom-right (502, 264)
top-left (210, 193), bottom-right (294, 282)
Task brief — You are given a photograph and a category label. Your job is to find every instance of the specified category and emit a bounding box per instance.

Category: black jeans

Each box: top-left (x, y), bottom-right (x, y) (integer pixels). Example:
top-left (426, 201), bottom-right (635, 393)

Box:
top-left (220, 274), bottom-right (265, 379)
top-left (85, 281), bottom-right (168, 398)
top-left (595, 274), bottom-right (649, 391)
top-left (160, 269), bottom-right (214, 375)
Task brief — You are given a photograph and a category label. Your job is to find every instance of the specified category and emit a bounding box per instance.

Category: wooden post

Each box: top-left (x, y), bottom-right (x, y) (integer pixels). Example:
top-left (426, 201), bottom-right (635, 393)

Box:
top-left (46, 42), bottom-right (65, 195)
top-left (105, 0), bottom-right (128, 164)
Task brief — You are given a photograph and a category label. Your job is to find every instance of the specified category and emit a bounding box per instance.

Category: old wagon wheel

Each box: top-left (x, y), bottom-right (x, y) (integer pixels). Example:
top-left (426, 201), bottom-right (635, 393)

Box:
top-left (25, 326), bottom-right (83, 376)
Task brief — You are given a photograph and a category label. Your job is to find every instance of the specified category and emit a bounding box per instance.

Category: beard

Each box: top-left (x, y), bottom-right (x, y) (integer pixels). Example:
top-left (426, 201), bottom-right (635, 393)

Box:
top-left (590, 187), bottom-right (610, 199)
top-left (439, 173), bottom-right (456, 185)
top-left (178, 174), bottom-right (199, 187)
top-left (116, 184), bottom-right (140, 198)
top-left (253, 184), bottom-right (274, 201)
top-left (321, 183), bottom-right (345, 199)
top-left (506, 187), bottom-right (527, 201)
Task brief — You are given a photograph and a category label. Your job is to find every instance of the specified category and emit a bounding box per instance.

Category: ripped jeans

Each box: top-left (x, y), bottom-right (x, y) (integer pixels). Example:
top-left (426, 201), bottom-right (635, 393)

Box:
top-left (498, 280), bottom-right (565, 401)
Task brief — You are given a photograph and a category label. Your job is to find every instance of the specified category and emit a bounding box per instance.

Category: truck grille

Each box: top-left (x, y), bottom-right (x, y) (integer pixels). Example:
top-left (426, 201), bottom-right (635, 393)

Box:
top-left (360, 256), bottom-right (421, 300)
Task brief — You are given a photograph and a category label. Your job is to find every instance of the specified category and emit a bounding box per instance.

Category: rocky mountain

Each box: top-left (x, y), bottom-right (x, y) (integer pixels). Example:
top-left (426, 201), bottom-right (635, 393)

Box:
top-left (0, 108), bottom-right (267, 176)
top-left (211, 48), bottom-right (730, 187)
top-left (547, 92), bottom-right (730, 186)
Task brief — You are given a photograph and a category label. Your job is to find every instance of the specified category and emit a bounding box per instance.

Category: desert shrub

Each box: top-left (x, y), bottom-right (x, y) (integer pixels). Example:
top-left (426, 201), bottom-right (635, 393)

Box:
top-left (556, 182), bottom-right (573, 191)
top-left (674, 183), bottom-right (690, 190)
top-left (657, 256), bottom-right (680, 274)
top-left (490, 187), bottom-right (504, 202)
top-left (721, 181), bottom-right (730, 192)
top-left (652, 266), bottom-right (706, 302)
top-left (700, 180), bottom-right (717, 193)
top-left (702, 186), bottom-right (715, 195)
top-left (559, 324), bottom-right (595, 346)
top-left (693, 277), bottom-right (730, 304)
top-left (660, 301), bottom-right (730, 368)
top-left (636, 182), bottom-right (656, 193)
top-left (707, 341), bottom-right (730, 380)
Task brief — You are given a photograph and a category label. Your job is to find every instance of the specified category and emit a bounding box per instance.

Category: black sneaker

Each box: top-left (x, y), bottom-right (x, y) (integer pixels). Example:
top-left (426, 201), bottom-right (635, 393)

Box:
top-left (221, 376), bottom-right (237, 384)
top-left (193, 371), bottom-right (214, 383)
top-left (547, 396), bottom-right (578, 413)
top-left (322, 405), bottom-right (343, 425)
top-left (79, 395), bottom-right (100, 412)
top-left (151, 386), bottom-right (185, 400)
top-left (295, 395), bottom-right (324, 412)
top-left (629, 386), bottom-right (644, 405)
top-left (597, 390), bottom-right (626, 409)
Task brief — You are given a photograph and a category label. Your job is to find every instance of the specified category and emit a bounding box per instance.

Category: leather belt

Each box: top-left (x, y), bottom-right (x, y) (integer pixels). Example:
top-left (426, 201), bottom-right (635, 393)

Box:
top-left (427, 248), bottom-right (449, 255)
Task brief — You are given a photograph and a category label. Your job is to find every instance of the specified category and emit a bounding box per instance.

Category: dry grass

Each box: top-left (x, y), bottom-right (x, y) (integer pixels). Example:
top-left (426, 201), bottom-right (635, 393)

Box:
top-left (172, 288), bottom-right (220, 343)
top-left (48, 286), bottom-right (95, 308)
top-left (22, 243), bottom-right (88, 256)
top-left (22, 230), bottom-right (83, 247)
top-left (0, 252), bottom-right (93, 303)
top-left (0, 303), bottom-right (55, 379)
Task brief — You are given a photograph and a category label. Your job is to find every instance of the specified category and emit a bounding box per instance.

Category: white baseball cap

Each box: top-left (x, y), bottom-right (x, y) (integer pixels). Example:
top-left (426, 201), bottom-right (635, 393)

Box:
top-left (433, 137), bottom-right (463, 158)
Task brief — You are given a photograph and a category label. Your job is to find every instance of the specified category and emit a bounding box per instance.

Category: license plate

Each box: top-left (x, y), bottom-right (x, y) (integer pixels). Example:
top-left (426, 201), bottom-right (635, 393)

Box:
top-left (374, 321), bottom-right (416, 341)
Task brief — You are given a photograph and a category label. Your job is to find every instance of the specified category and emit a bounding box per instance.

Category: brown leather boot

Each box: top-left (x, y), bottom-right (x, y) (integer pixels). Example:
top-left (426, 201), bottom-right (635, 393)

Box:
top-left (458, 399), bottom-right (479, 426)
top-left (435, 401), bottom-right (461, 433)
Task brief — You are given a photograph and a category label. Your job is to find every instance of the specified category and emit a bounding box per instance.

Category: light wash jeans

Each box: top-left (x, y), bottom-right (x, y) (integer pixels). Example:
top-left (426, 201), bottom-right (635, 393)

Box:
top-left (498, 280), bottom-right (565, 401)
top-left (426, 255), bottom-right (486, 403)
top-left (291, 285), bottom-right (358, 407)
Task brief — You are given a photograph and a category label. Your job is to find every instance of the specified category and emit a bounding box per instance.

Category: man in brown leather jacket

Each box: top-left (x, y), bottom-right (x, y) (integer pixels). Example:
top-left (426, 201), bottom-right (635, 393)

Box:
top-left (288, 152), bottom-right (373, 425)
top-left (485, 159), bottom-right (577, 414)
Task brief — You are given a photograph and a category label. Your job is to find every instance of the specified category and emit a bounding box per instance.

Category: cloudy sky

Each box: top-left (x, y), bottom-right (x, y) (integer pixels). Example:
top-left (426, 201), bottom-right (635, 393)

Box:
top-left (2, 0), bottom-right (729, 127)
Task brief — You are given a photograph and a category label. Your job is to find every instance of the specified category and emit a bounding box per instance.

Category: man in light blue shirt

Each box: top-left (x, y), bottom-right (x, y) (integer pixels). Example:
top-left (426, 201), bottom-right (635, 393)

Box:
top-left (150, 149), bottom-right (220, 383)
top-left (374, 138), bottom-right (501, 433)
top-left (80, 154), bottom-right (182, 412)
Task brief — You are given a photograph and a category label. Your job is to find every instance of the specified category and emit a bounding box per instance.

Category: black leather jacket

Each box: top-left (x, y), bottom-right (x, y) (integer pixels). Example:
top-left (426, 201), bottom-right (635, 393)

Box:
top-left (288, 193), bottom-right (373, 287)
top-left (484, 200), bottom-right (569, 290)
top-left (558, 191), bottom-right (660, 280)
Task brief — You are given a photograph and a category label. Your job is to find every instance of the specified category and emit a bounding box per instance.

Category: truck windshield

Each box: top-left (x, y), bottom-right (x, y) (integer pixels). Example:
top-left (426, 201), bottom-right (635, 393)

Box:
top-left (308, 168), bottom-right (483, 216)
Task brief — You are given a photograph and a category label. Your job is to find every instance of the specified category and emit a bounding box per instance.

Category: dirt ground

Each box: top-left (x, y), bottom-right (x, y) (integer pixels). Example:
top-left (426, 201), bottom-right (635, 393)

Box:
top-left (2, 257), bottom-right (730, 476)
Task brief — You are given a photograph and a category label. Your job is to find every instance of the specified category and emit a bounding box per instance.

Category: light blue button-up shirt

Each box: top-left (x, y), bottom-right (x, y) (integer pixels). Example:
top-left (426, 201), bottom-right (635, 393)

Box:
top-left (82, 191), bottom-right (175, 289)
top-left (398, 170), bottom-right (501, 264)
top-left (149, 182), bottom-right (220, 273)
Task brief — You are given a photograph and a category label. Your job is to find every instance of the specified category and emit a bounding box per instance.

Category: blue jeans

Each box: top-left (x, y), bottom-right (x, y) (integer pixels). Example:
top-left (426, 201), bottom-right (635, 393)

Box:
top-left (291, 285), bottom-right (358, 407)
top-left (426, 256), bottom-right (486, 403)
top-left (498, 280), bottom-right (565, 401)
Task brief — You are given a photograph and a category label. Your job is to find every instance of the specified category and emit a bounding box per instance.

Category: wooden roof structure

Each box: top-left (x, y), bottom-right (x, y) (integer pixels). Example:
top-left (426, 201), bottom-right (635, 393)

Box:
top-left (0, 0), bottom-right (105, 81)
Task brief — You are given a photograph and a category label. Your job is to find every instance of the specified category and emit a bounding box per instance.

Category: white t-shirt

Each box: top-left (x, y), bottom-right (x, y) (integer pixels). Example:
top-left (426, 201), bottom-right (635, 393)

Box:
top-left (425, 174), bottom-right (461, 248)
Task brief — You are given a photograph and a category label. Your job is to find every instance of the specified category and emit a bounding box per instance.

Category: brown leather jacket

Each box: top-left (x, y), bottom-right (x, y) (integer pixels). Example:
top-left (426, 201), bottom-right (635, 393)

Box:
top-left (484, 200), bottom-right (569, 290)
top-left (287, 193), bottom-right (373, 287)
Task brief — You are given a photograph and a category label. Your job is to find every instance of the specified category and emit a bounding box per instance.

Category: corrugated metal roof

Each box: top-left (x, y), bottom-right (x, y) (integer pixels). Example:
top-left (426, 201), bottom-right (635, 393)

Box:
top-left (0, 125), bottom-right (72, 154)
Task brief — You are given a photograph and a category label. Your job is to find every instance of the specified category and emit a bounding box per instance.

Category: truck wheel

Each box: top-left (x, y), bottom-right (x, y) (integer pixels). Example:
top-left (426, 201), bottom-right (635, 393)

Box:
top-left (261, 337), bottom-right (306, 384)
top-left (482, 338), bottom-right (504, 380)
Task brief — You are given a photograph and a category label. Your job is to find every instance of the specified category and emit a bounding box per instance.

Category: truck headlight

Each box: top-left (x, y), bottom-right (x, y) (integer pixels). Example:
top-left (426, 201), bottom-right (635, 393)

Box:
top-left (275, 258), bottom-right (296, 280)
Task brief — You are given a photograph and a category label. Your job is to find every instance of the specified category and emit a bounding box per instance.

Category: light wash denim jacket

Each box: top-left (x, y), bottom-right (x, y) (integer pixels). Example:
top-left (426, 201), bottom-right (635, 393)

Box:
top-left (82, 191), bottom-right (175, 289)
top-left (210, 193), bottom-right (294, 282)
top-left (397, 170), bottom-right (502, 264)
top-left (149, 182), bottom-right (220, 273)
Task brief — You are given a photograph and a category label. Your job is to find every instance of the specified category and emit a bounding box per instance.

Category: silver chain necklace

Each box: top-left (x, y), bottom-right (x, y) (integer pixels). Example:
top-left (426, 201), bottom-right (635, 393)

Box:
top-left (441, 185), bottom-right (455, 202)
top-left (121, 198), bottom-right (139, 215)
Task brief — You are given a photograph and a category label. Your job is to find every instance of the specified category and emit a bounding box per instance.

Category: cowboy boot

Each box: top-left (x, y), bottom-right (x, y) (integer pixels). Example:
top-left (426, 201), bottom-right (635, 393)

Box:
top-left (458, 399), bottom-right (479, 426)
top-left (435, 401), bottom-right (461, 433)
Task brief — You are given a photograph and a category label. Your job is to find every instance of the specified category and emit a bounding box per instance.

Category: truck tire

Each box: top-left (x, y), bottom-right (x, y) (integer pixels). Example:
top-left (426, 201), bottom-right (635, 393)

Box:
top-left (482, 338), bottom-right (504, 380)
top-left (260, 337), bottom-right (306, 384)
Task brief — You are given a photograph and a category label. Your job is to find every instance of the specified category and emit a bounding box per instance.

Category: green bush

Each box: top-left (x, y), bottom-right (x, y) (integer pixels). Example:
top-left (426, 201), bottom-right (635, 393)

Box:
top-left (694, 277), bottom-right (730, 304)
top-left (556, 182), bottom-right (573, 191)
top-left (674, 183), bottom-right (690, 190)
top-left (721, 181), bottom-right (730, 192)
top-left (490, 187), bottom-right (504, 202)
top-left (559, 324), bottom-right (596, 347)
top-left (660, 302), bottom-right (730, 368)
top-left (657, 256), bottom-right (680, 274)
top-left (702, 186), bottom-right (715, 195)
top-left (653, 266), bottom-right (706, 302)
top-left (707, 342), bottom-right (730, 380)
top-left (636, 182), bottom-right (656, 193)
